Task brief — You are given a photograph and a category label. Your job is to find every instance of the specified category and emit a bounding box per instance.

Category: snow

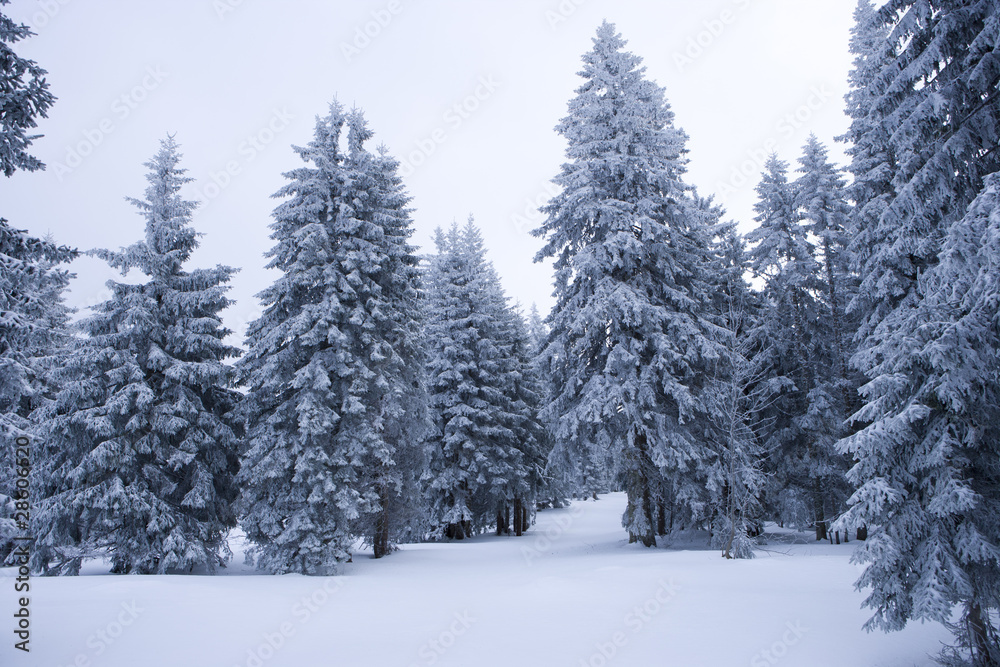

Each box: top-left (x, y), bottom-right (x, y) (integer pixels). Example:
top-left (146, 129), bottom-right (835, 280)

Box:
top-left (2, 492), bottom-right (948, 666)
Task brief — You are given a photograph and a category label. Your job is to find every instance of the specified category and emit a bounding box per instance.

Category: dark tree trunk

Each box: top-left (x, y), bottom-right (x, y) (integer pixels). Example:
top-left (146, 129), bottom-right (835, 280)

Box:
top-left (656, 495), bottom-right (667, 536)
top-left (967, 602), bottom-right (999, 666)
top-left (814, 477), bottom-right (827, 541)
top-left (522, 504), bottom-right (529, 533)
top-left (815, 521), bottom-right (827, 541)
top-left (856, 525), bottom-right (867, 541)
top-left (373, 482), bottom-right (391, 558)
top-left (514, 498), bottom-right (524, 536)
top-left (626, 431), bottom-right (657, 548)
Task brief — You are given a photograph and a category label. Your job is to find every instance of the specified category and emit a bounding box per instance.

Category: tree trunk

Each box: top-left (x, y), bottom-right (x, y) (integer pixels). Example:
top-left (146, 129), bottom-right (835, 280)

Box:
top-left (514, 498), bottom-right (524, 536)
top-left (656, 495), bottom-right (667, 536)
top-left (626, 431), bottom-right (657, 548)
top-left (373, 481), bottom-right (390, 558)
top-left (822, 236), bottom-right (851, 409)
top-left (856, 525), bottom-right (867, 541)
top-left (446, 522), bottom-right (466, 540)
top-left (967, 602), bottom-right (999, 666)
top-left (815, 520), bottom-right (827, 541)
top-left (814, 477), bottom-right (827, 541)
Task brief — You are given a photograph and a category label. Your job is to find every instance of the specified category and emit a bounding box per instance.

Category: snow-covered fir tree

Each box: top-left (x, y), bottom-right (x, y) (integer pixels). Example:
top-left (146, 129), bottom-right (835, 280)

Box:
top-left (706, 228), bottom-right (768, 559)
top-left (838, 1), bottom-right (1000, 661)
top-left (792, 136), bottom-right (856, 541)
top-left (0, 0), bottom-right (55, 176)
top-left (850, 0), bottom-right (1000, 363)
top-left (239, 103), bottom-right (426, 570)
top-left (526, 303), bottom-right (574, 509)
top-left (841, 173), bottom-right (1000, 666)
top-left (0, 221), bottom-right (75, 564)
top-left (497, 304), bottom-right (548, 535)
top-left (795, 135), bottom-right (855, 398)
top-left (423, 220), bottom-right (540, 538)
top-left (533, 21), bottom-right (725, 547)
top-left (746, 153), bottom-right (825, 533)
top-left (839, 0), bottom-right (897, 342)
top-left (32, 136), bottom-right (241, 575)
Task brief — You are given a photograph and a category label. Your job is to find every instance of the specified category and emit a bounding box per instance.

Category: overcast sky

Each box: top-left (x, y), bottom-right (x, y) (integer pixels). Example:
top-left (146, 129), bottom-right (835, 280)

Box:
top-left (2, 0), bottom-right (858, 340)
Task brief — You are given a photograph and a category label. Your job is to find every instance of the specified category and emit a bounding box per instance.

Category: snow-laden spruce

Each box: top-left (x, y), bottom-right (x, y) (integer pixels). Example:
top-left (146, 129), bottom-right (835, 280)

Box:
top-left (841, 174), bottom-right (1000, 667)
top-left (706, 229), bottom-right (768, 559)
top-left (32, 137), bottom-right (242, 575)
top-left (0, 220), bottom-right (75, 565)
top-left (0, 1), bottom-right (55, 176)
top-left (746, 153), bottom-right (820, 531)
top-left (239, 103), bottom-right (426, 572)
top-left (839, 0), bottom-right (896, 343)
top-left (423, 220), bottom-right (543, 539)
top-left (838, 1), bottom-right (1000, 661)
top-left (792, 136), bottom-right (856, 541)
top-left (532, 21), bottom-right (726, 547)
top-left (745, 146), bottom-right (854, 540)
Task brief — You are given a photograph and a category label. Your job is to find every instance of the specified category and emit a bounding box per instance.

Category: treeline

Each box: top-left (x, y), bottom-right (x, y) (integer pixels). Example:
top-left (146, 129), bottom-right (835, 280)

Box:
top-left (3, 2), bottom-right (1000, 663)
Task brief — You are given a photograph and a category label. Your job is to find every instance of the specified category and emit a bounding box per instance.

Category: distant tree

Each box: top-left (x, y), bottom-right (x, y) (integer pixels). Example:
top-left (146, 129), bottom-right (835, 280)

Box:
top-left (792, 136), bottom-right (856, 541)
top-left (423, 221), bottom-right (539, 538)
top-left (33, 137), bottom-right (241, 575)
top-left (706, 229), bottom-right (768, 559)
top-left (746, 154), bottom-right (821, 533)
top-left (0, 0), bottom-right (56, 176)
top-left (526, 303), bottom-right (574, 509)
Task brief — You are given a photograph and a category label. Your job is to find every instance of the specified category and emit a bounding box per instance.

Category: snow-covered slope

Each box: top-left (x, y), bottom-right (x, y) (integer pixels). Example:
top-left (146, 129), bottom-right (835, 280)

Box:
top-left (2, 493), bottom-right (947, 666)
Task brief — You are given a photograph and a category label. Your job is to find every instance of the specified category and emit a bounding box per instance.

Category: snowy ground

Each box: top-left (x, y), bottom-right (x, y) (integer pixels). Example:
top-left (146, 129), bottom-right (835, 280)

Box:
top-left (3, 493), bottom-right (949, 667)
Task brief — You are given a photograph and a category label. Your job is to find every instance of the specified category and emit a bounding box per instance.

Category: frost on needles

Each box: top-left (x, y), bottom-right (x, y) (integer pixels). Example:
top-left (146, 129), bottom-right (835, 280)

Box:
top-left (32, 136), bottom-right (242, 575)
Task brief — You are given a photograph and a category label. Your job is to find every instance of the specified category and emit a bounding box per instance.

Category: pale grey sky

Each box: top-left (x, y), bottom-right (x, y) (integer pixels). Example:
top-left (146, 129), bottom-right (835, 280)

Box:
top-left (2, 0), bottom-right (857, 340)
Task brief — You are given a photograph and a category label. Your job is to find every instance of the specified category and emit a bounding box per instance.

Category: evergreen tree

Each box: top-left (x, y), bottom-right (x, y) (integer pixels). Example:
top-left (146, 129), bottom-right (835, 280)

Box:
top-left (795, 135), bottom-right (855, 397)
top-left (0, 222), bottom-right (75, 563)
top-left (839, 0), bottom-right (897, 341)
top-left (839, 1), bottom-right (1000, 661)
top-left (851, 0), bottom-right (1000, 372)
top-left (423, 220), bottom-right (538, 538)
top-left (32, 137), bottom-right (241, 574)
top-left (746, 154), bottom-right (820, 531)
top-left (497, 304), bottom-right (547, 535)
top-left (526, 303), bottom-right (573, 509)
top-left (239, 104), bottom-right (426, 570)
top-left (346, 134), bottom-right (427, 558)
top-left (792, 136), bottom-right (856, 541)
top-left (0, 0), bottom-right (66, 563)
top-left (706, 228), bottom-right (768, 559)
top-left (0, 0), bottom-right (56, 176)
top-left (841, 173), bottom-right (1000, 666)
top-left (525, 304), bottom-right (547, 354)
top-left (533, 22), bottom-right (724, 547)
